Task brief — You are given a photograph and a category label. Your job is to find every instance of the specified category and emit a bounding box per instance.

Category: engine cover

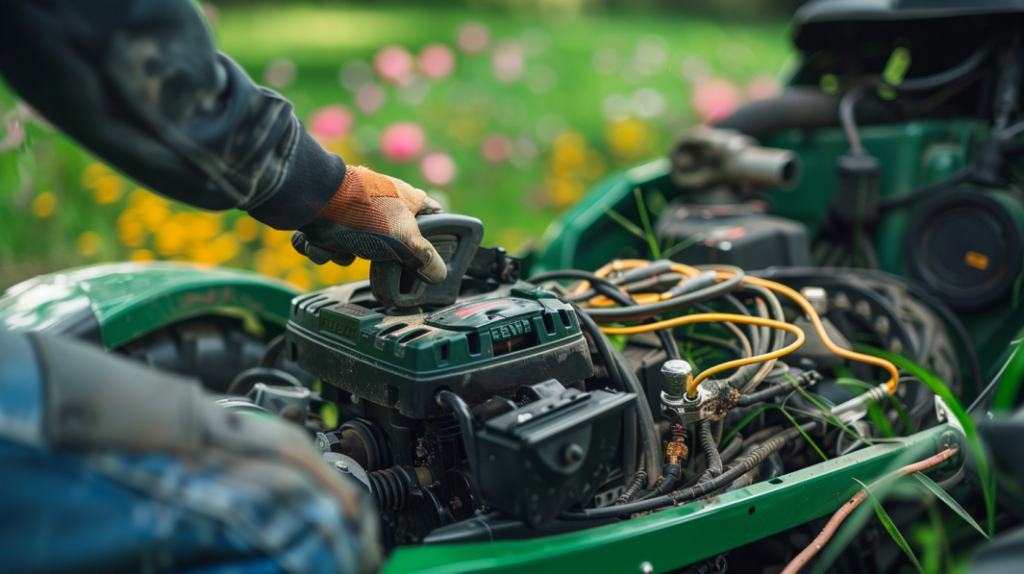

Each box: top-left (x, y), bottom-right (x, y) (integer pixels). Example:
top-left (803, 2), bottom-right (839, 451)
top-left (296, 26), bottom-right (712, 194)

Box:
top-left (286, 286), bottom-right (595, 418)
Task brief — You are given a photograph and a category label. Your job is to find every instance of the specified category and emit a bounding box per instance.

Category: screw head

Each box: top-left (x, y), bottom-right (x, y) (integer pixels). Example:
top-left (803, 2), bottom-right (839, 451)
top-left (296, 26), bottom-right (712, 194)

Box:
top-left (335, 460), bottom-right (349, 472)
top-left (563, 443), bottom-right (585, 464)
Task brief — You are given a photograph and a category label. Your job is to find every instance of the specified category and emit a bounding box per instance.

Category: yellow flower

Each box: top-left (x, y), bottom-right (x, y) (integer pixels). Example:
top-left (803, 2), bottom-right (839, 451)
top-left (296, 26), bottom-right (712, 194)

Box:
top-left (262, 227), bottom-right (293, 248)
top-left (80, 162), bottom-right (110, 187)
top-left (76, 231), bottom-right (102, 257)
top-left (117, 213), bottom-right (146, 247)
top-left (604, 118), bottom-right (655, 161)
top-left (275, 242), bottom-right (307, 268)
top-left (233, 216), bottom-right (260, 242)
top-left (255, 248), bottom-right (282, 276)
top-left (285, 267), bottom-right (312, 290)
top-left (315, 261), bottom-right (350, 285)
top-left (32, 191), bottom-right (57, 218)
top-left (155, 220), bottom-right (188, 256)
top-left (175, 212), bottom-right (221, 242)
top-left (193, 234), bottom-right (241, 265)
top-left (129, 249), bottom-right (156, 262)
top-left (127, 188), bottom-right (152, 206)
top-left (92, 175), bottom-right (124, 204)
top-left (138, 198), bottom-right (171, 231)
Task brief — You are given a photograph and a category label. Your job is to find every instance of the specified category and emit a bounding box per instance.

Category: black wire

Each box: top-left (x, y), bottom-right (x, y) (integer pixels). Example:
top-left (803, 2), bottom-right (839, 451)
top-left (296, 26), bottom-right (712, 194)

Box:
top-left (437, 390), bottom-right (480, 487)
top-left (699, 419), bottom-right (723, 478)
top-left (878, 165), bottom-right (974, 209)
top-left (894, 41), bottom-right (995, 92)
top-left (528, 269), bottom-right (681, 361)
top-left (751, 267), bottom-right (983, 394)
top-left (529, 269), bottom-right (745, 322)
top-left (574, 306), bottom-right (662, 487)
top-left (560, 422), bottom-right (817, 520)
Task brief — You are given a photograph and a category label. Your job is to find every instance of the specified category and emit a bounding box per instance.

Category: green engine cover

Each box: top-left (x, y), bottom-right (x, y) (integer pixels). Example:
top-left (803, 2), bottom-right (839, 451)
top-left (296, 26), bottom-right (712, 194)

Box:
top-left (286, 285), bottom-right (594, 418)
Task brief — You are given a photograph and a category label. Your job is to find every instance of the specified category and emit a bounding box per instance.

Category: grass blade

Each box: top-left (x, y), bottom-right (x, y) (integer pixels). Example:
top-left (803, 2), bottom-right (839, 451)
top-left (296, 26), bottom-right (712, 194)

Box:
top-left (854, 344), bottom-right (994, 536)
top-left (912, 473), bottom-right (989, 539)
top-left (605, 208), bottom-right (647, 240)
top-left (661, 232), bottom-right (704, 259)
top-left (632, 187), bottom-right (661, 259)
top-left (853, 478), bottom-right (924, 574)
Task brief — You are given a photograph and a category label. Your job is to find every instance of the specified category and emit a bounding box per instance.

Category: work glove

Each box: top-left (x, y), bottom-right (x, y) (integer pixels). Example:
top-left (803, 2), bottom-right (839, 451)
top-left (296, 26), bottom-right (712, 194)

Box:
top-left (291, 166), bottom-right (447, 284)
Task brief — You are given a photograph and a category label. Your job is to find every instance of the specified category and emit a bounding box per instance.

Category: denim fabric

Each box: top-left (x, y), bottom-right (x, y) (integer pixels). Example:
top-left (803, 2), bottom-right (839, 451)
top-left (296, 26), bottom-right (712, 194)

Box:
top-left (0, 329), bottom-right (378, 574)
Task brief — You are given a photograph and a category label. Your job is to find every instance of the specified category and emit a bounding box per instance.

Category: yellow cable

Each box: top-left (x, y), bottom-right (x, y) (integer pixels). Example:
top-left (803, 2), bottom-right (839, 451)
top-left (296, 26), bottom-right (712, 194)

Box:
top-left (585, 258), bottom-right (900, 396)
top-left (600, 313), bottom-right (806, 398)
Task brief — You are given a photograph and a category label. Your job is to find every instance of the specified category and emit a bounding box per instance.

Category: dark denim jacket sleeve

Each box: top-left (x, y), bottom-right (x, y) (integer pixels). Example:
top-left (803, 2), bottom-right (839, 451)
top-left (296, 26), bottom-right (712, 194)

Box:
top-left (0, 0), bottom-right (344, 229)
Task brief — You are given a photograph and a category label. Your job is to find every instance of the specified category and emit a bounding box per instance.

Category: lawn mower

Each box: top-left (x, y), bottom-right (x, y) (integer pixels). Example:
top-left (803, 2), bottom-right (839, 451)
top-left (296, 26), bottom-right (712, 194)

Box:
top-left (4, 1), bottom-right (1024, 572)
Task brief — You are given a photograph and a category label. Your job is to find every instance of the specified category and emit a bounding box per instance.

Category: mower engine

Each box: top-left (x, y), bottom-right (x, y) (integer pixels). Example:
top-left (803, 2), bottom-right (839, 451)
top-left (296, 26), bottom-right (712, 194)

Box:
top-left (283, 214), bottom-right (631, 546)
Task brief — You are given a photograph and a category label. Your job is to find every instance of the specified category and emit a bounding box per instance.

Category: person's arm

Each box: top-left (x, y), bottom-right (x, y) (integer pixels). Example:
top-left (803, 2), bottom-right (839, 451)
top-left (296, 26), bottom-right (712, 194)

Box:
top-left (0, 0), bottom-right (445, 282)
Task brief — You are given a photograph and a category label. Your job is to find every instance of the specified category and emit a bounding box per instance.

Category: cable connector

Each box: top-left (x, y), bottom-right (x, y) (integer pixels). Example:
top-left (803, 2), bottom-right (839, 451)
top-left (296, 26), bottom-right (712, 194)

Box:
top-left (830, 384), bottom-right (888, 424)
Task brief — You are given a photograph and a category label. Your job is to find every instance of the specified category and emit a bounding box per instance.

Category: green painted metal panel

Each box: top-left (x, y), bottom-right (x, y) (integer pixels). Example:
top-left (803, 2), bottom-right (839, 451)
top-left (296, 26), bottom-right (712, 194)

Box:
top-left (0, 262), bottom-right (299, 349)
top-left (383, 425), bottom-right (961, 574)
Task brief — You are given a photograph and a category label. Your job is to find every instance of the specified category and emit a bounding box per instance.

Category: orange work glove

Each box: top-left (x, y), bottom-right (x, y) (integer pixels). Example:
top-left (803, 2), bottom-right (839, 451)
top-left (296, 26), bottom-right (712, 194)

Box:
top-left (292, 166), bottom-right (446, 284)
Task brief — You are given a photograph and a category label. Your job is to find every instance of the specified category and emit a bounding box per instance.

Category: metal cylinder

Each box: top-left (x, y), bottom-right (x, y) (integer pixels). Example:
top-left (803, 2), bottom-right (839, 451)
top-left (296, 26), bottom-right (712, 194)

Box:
top-left (800, 286), bottom-right (829, 315)
top-left (661, 359), bottom-right (694, 401)
top-left (731, 146), bottom-right (802, 190)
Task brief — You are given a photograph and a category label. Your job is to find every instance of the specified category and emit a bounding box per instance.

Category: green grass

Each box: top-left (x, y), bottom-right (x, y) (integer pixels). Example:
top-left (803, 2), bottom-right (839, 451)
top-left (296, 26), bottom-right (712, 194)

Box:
top-left (0, 3), bottom-right (791, 289)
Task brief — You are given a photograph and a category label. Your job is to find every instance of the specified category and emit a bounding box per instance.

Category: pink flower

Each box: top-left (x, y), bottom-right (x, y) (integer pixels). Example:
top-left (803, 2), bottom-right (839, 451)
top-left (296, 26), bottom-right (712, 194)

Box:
top-left (457, 23), bottom-right (490, 54)
top-left (492, 40), bottom-right (525, 84)
top-left (419, 44), bottom-right (456, 80)
top-left (374, 46), bottom-right (414, 84)
top-left (420, 152), bottom-right (457, 186)
top-left (308, 105), bottom-right (353, 139)
top-left (481, 134), bottom-right (512, 164)
top-left (380, 122), bottom-right (426, 162)
top-left (355, 84), bottom-right (386, 114)
top-left (746, 73), bottom-right (779, 101)
top-left (691, 78), bottom-right (743, 123)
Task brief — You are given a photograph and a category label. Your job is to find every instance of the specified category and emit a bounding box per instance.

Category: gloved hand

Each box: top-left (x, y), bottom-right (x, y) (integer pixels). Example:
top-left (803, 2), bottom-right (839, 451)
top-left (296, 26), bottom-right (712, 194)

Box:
top-left (292, 166), bottom-right (447, 284)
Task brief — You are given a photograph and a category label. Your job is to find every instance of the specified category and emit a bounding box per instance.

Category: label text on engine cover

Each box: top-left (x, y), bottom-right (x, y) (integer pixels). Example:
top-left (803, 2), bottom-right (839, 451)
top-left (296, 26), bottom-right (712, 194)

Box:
top-left (491, 319), bottom-right (533, 342)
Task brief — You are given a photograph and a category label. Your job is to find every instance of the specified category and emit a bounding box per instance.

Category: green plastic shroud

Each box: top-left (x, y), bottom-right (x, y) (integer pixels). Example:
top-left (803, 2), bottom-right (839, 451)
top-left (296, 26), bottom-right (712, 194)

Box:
top-left (0, 262), bottom-right (298, 349)
top-left (286, 285), bottom-right (594, 419)
top-left (532, 120), bottom-right (1024, 386)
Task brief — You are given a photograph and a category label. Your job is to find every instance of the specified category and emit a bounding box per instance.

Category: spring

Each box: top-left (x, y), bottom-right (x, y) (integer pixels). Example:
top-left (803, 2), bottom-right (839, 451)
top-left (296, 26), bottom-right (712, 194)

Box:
top-left (367, 468), bottom-right (408, 511)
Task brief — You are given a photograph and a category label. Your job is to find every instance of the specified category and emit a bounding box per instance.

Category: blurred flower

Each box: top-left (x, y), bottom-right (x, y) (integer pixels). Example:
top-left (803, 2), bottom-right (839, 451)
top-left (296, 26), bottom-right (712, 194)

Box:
top-left (520, 28), bottom-right (550, 57)
top-left (285, 267), bottom-right (312, 291)
top-left (262, 227), bottom-right (292, 248)
top-left (80, 162), bottom-right (110, 187)
top-left (340, 60), bottom-right (374, 91)
top-left (447, 116), bottom-right (484, 148)
top-left (604, 118), bottom-right (656, 162)
top-left (633, 88), bottom-right (666, 119)
top-left (397, 77), bottom-right (431, 106)
top-left (602, 94), bottom-right (632, 122)
top-left (309, 105), bottom-right (354, 139)
top-left (0, 112), bottom-right (25, 153)
top-left (492, 40), bottom-right (525, 83)
top-left (264, 59), bottom-right (296, 88)
top-left (592, 48), bottom-right (620, 76)
top-left (117, 213), bottom-right (145, 247)
top-left (76, 231), bottom-right (102, 257)
top-left (419, 44), bottom-right (456, 80)
top-left (691, 78), bottom-right (742, 123)
top-left (680, 55), bottom-right (712, 83)
top-left (374, 46), bottom-right (414, 84)
top-left (355, 84), bottom-right (386, 114)
top-left (510, 136), bottom-right (538, 168)
top-left (481, 134), bottom-right (512, 164)
top-left (746, 73), bottom-right (780, 101)
top-left (526, 65), bottom-right (558, 94)
top-left (92, 175), bottom-right (124, 204)
top-left (634, 35), bottom-right (668, 74)
top-left (129, 249), bottom-right (155, 262)
top-left (380, 122), bottom-right (426, 162)
top-left (457, 22), bottom-right (490, 54)
top-left (233, 216), bottom-right (260, 243)
top-left (31, 191), bottom-right (56, 218)
top-left (420, 152), bottom-right (457, 186)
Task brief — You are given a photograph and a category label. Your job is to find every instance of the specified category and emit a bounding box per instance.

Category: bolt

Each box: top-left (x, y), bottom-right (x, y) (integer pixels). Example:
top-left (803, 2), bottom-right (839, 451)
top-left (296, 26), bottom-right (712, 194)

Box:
top-left (833, 292), bottom-right (850, 310)
top-left (801, 286), bottom-right (829, 315)
top-left (335, 460), bottom-right (349, 472)
top-left (661, 359), bottom-right (694, 400)
top-left (855, 300), bottom-right (872, 319)
top-left (874, 315), bottom-right (890, 334)
top-left (563, 443), bottom-right (585, 464)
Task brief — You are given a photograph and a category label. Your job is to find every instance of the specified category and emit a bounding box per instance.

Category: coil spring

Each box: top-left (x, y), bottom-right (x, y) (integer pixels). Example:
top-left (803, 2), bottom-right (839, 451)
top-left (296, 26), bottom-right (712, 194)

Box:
top-left (366, 468), bottom-right (408, 511)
